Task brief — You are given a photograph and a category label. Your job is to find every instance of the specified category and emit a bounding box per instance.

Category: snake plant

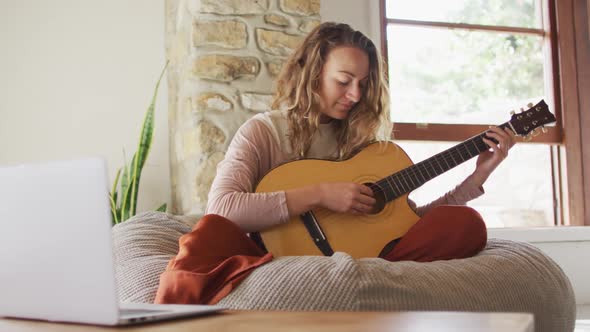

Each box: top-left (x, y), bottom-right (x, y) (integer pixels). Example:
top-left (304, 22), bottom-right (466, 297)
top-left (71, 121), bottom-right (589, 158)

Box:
top-left (109, 61), bottom-right (168, 224)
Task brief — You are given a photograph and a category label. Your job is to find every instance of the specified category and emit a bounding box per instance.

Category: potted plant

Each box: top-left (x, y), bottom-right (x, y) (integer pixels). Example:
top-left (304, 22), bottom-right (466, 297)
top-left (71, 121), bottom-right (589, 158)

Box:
top-left (109, 61), bottom-right (168, 224)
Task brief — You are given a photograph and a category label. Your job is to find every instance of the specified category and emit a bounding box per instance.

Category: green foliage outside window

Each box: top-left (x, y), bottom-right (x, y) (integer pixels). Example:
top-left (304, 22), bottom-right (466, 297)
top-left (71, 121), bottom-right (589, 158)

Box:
top-left (388, 0), bottom-right (544, 123)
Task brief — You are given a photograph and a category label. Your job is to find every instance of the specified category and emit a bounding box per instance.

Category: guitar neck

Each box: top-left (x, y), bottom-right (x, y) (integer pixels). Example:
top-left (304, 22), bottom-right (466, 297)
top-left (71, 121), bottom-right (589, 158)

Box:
top-left (376, 122), bottom-right (510, 203)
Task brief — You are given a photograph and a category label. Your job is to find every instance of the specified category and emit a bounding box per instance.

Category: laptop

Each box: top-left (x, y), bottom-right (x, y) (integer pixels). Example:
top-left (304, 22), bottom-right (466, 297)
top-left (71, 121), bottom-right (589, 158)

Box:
top-left (0, 157), bottom-right (225, 325)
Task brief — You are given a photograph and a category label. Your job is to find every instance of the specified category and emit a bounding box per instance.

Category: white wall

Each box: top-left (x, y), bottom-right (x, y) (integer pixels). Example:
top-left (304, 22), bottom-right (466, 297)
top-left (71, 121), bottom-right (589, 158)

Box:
top-left (0, 0), bottom-right (169, 213)
top-left (321, 0), bottom-right (381, 47)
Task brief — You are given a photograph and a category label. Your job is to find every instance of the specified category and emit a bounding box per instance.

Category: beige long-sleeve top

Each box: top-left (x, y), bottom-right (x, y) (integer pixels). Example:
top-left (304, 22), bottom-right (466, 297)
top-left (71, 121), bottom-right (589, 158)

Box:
top-left (206, 110), bottom-right (484, 233)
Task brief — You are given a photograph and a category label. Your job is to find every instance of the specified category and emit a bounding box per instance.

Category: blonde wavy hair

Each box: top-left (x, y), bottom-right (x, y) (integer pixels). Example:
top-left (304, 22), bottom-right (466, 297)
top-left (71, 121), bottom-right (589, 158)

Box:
top-left (272, 22), bottom-right (391, 160)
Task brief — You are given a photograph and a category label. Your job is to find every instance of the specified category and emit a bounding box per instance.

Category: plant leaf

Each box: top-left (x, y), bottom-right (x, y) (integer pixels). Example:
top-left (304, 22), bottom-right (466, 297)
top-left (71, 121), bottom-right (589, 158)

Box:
top-left (109, 194), bottom-right (119, 224)
top-left (120, 153), bottom-right (136, 222)
top-left (110, 167), bottom-right (122, 207)
top-left (129, 61), bottom-right (168, 216)
top-left (110, 61), bottom-right (169, 224)
top-left (156, 203), bottom-right (167, 212)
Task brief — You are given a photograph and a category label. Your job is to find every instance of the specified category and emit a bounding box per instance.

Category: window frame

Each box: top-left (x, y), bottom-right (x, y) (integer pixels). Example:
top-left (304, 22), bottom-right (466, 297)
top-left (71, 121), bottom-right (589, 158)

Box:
top-left (379, 0), bottom-right (590, 226)
top-left (554, 0), bottom-right (590, 226)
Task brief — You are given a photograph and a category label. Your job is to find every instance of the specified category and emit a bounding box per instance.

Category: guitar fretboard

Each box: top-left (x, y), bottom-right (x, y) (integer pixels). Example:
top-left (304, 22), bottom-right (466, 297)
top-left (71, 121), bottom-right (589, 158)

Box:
top-left (372, 122), bottom-right (509, 203)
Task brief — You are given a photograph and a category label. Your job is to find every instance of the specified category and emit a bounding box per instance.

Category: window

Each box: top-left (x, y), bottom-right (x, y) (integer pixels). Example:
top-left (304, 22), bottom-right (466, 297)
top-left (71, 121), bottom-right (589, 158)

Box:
top-left (380, 0), bottom-right (566, 227)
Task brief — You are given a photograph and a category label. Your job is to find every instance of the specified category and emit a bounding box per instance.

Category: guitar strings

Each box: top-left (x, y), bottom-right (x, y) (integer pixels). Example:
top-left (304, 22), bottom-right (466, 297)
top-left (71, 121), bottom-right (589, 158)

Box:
top-left (393, 136), bottom-right (486, 187)
top-left (368, 118), bottom-right (545, 202)
top-left (369, 141), bottom-right (479, 201)
top-left (390, 136), bottom-right (487, 192)
top-left (370, 133), bottom-right (489, 201)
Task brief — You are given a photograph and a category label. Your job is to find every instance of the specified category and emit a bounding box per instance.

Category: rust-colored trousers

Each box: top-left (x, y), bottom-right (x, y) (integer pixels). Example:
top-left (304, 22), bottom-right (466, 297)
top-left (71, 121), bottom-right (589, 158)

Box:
top-left (381, 205), bottom-right (487, 262)
top-left (155, 205), bottom-right (487, 305)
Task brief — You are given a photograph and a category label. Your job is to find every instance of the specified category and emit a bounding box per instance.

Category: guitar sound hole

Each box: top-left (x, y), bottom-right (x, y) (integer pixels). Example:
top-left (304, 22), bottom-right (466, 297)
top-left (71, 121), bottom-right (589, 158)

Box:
top-left (364, 182), bottom-right (386, 215)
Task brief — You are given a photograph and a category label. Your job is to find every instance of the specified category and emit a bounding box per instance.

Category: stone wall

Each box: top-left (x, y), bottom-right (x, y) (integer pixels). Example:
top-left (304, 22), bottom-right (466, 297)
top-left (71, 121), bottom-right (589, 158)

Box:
top-left (165, 0), bottom-right (320, 215)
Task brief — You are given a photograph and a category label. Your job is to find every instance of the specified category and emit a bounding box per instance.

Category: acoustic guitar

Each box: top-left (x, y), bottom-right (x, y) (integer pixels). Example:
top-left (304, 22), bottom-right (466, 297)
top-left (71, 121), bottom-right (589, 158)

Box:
top-left (255, 100), bottom-right (556, 258)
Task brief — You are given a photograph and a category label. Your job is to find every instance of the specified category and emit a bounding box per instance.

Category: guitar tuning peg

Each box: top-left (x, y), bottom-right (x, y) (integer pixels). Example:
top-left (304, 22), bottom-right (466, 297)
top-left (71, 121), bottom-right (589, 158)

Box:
top-left (531, 128), bottom-right (541, 137)
top-left (541, 127), bottom-right (548, 133)
top-left (524, 134), bottom-right (533, 142)
top-left (527, 102), bottom-right (534, 108)
top-left (520, 107), bottom-right (525, 113)
top-left (510, 110), bottom-right (516, 116)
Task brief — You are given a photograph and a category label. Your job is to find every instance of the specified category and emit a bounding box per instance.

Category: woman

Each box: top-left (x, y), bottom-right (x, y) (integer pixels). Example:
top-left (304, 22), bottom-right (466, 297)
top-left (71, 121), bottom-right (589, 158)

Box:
top-left (207, 22), bottom-right (515, 260)
top-left (155, 22), bottom-right (515, 305)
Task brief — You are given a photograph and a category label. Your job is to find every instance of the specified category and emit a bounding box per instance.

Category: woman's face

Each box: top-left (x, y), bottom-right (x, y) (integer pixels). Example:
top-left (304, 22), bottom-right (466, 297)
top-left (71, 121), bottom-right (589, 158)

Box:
top-left (317, 46), bottom-right (369, 123)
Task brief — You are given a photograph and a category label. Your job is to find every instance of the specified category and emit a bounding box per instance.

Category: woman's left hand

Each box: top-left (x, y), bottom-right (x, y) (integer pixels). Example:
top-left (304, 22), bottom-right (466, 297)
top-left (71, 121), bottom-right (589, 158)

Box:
top-left (471, 126), bottom-right (517, 186)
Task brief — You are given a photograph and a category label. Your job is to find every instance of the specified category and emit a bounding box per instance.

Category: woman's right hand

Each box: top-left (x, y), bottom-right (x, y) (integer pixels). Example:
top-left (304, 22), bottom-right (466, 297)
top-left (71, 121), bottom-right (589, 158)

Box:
top-left (317, 182), bottom-right (376, 215)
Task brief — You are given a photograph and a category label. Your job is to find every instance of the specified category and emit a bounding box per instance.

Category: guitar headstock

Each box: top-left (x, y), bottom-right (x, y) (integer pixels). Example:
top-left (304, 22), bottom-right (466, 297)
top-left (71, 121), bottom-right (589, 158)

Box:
top-left (508, 100), bottom-right (556, 140)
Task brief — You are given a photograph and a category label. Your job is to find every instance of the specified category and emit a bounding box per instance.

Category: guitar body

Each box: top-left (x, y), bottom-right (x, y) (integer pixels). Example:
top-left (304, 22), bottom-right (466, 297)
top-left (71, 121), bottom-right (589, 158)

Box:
top-left (256, 141), bottom-right (420, 259)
